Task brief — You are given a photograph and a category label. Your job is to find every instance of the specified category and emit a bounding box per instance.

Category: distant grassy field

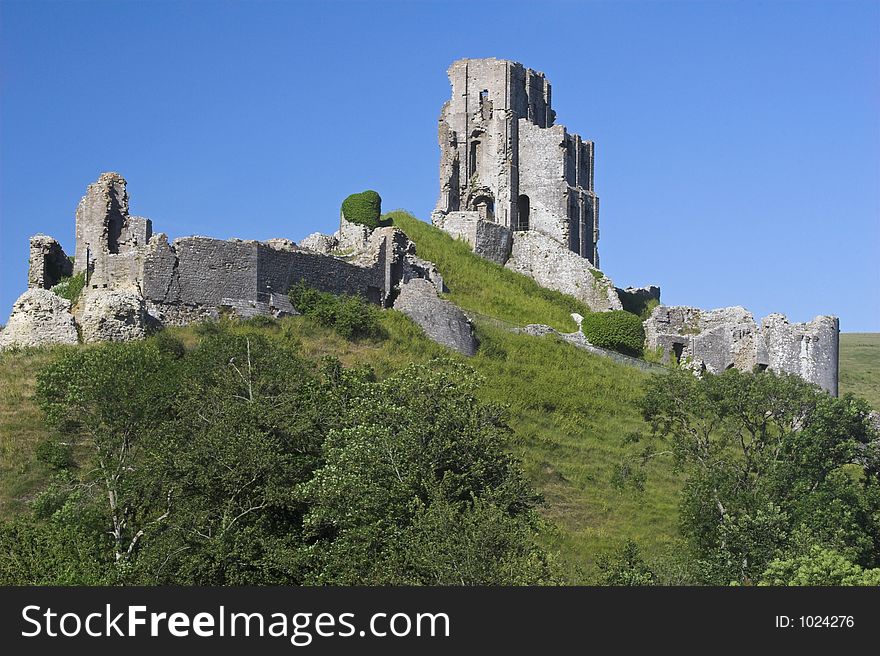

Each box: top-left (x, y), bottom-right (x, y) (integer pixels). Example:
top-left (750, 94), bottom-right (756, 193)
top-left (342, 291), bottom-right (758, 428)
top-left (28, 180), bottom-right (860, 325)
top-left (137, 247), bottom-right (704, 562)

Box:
top-left (839, 333), bottom-right (880, 409)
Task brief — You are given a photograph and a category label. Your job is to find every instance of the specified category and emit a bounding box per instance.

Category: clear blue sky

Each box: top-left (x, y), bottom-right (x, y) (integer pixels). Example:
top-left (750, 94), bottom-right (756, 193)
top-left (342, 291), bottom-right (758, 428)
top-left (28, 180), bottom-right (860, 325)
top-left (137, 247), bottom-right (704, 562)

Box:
top-left (1, 0), bottom-right (878, 330)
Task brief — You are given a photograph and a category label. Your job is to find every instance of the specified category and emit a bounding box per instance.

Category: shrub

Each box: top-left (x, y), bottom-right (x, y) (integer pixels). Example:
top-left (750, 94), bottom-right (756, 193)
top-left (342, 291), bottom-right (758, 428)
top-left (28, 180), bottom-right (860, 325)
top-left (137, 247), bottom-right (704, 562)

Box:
top-left (341, 190), bottom-right (384, 229)
top-left (35, 439), bottom-right (73, 470)
top-left (597, 539), bottom-right (657, 585)
top-left (51, 271), bottom-right (85, 305)
top-left (581, 310), bottom-right (645, 357)
top-left (289, 282), bottom-right (383, 340)
top-left (152, 331), bottom-right (186, 359)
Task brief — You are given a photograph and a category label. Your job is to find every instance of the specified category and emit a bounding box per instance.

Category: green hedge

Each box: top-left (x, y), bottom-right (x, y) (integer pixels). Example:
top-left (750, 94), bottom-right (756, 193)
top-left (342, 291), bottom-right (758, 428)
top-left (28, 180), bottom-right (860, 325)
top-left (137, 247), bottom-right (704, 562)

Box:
top-left (581, 310), bottom-right (645, 357)
top-left (341, 190), bottom-right (384, 230)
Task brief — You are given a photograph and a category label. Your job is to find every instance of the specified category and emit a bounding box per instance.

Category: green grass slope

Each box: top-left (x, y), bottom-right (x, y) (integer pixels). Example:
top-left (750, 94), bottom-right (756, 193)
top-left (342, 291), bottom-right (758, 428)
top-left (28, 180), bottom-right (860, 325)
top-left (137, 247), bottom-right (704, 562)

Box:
top-left (387, 210), bottom-right (591, 332)
top-left (840, 333), bottom-right (880, 409)
top-left (0, 348), bottom-right (57, 516)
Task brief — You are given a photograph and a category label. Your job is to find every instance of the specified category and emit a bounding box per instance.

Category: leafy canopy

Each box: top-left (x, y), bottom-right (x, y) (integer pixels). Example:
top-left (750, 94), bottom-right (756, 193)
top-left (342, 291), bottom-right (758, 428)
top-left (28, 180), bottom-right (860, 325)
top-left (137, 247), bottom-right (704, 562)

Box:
top-left (617, 367), bottom-right (880, 584)
top-left (0, 326), bottom-right (556, 585)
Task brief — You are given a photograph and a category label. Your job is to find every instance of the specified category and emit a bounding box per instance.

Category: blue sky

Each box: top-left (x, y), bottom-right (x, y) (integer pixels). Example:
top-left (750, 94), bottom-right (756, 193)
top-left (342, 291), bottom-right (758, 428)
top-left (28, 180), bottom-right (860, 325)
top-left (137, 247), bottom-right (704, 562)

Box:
top-left (1, 0), bottom-right (878, 330)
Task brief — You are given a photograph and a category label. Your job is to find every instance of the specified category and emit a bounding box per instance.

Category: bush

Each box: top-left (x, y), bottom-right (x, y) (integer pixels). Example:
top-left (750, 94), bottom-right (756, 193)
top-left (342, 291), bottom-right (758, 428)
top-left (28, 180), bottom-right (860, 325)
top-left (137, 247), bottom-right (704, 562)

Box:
top-left (341, 190), bottom-right (384, 229)
top-left (289, 282), bottom-right (383, 340)
top-left (51, 271), bottom-right (85, 305)
top-left (581, 310), bottom-right (645, 357)
top-left (35, 439), bottom-right (73, 470)
top-left (597, 539), bottom-right (657, 585)
top-left (152, 331), bottom-right (186, 359)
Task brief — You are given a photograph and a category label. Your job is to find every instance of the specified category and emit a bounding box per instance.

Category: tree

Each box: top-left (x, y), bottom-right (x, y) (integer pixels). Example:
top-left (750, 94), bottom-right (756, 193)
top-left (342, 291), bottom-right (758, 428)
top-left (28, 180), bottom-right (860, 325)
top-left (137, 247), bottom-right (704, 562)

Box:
top-left (36, 340), bottom-right (183, 578)
top-left (759, 546), bottom-right (880, 586)
top-left (302, 360), bottom-right (556, 584)
top-left (618, 368), bottom-right (880, 584)
top-left (136, 332), bottom-right (333, 584)
top-left (18, 328), bottom-right (557, 586)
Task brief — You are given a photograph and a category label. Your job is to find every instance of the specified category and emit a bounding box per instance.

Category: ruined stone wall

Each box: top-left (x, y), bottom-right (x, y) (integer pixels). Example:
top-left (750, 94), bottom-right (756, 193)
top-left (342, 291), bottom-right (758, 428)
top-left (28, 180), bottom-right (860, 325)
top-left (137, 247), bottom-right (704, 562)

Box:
top-left (644, 305), bottom-right (839, 395)
top-left (73, 172), bottom-right (154, 295)
top-left (173, 238), bottom-right (259, 307)
top-left (433, 212), bottom-right (512, 265)
top-left (28, 235), bottom-right (73, 289)
top-left (257, 244), bottom-right (386, 306)
top-left (141, 234), bottom-right (179, 304)
top-left (517, 121), bottom-right (568, 244)
top-left (435, 58), bottom-right (561, 231)
top-left (762, 314), bottom-right (839, 396)
top-left (436, 58), bottom-right (525, 228)
top-left (506, 230), bottom-right (622, 312)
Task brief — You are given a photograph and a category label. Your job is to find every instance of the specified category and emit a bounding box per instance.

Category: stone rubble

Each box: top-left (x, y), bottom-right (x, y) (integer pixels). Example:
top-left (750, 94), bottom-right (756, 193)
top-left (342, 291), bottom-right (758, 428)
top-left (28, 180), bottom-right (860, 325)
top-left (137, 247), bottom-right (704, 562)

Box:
top-left (77, 290), bottom-right (147, 343)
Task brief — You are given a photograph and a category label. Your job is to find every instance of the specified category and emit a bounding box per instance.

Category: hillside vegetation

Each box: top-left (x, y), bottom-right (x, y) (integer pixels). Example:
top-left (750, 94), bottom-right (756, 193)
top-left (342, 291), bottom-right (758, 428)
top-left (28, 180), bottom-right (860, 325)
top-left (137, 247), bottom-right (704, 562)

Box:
top-left (0, 213), bottom-right (876, 584)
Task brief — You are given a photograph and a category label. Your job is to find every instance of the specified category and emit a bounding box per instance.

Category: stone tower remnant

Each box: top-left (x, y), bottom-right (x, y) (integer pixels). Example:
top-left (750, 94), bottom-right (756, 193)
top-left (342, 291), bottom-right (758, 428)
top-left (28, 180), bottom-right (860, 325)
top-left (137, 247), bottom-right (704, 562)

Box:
top-left (433, 57), bottom-right (600, 265)
top-left (431, 58), bottom-right (629, 313)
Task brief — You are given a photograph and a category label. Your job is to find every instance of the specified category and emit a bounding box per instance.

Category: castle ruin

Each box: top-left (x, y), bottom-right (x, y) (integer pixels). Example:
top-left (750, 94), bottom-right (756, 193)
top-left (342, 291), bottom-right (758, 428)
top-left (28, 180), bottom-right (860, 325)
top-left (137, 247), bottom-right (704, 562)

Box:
top-left (431, 58), bottom-right (625, 313)
top-left (0, 57), bottom-right (840, 395)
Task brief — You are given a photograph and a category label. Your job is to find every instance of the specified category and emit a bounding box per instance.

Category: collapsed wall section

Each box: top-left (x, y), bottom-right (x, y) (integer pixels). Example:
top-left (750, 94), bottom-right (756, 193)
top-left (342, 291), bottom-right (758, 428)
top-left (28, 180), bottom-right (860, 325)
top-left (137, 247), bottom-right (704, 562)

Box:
top-left (644, 305), bottom-right (839, 395)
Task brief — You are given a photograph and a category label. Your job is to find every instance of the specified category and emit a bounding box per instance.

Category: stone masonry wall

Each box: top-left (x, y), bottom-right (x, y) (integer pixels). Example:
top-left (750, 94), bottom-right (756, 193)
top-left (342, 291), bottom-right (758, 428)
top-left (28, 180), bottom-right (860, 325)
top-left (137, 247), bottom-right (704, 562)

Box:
top-left (28, 235), bottom-right (73, 290)
top-left (517, 120), bottom-right (568, 244)
top-left (433, 58), bottom-right (599, 269)
top-left (644, 305), bottom-right (839, 395)
top-left (506, 230), bottom-right (622, 312)
top-left (762, 313), bottom-right (839, 396)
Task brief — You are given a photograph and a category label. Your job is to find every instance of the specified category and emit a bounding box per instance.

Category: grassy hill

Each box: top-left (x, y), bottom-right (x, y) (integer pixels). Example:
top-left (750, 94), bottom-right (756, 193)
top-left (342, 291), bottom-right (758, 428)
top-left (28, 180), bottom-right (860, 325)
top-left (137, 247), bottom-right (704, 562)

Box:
top-left (0, 212), bottom-right (875, 582)
top-left (839, 333), bottom-right (880, 410)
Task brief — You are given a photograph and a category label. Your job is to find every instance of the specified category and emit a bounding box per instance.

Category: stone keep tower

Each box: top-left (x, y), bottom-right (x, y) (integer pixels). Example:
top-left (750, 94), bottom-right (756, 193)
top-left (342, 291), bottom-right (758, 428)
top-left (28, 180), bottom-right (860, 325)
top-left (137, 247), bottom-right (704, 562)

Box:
top-left (432, 58), bottom-right (600, 266)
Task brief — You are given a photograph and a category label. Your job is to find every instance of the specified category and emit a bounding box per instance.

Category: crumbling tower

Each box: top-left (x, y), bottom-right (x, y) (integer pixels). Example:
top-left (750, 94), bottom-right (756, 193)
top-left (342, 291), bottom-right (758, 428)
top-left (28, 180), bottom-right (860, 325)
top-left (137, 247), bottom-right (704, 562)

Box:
top-left (74, 172), bottom-right (152, 293)
top-left (433, 58), bottom-right (600, 266)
